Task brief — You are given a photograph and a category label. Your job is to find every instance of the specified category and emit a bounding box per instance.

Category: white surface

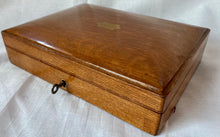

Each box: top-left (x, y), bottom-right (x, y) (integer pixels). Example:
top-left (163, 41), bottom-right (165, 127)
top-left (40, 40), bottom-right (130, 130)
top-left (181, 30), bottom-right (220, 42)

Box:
top-left (0, 0), bottom-right (220, 137)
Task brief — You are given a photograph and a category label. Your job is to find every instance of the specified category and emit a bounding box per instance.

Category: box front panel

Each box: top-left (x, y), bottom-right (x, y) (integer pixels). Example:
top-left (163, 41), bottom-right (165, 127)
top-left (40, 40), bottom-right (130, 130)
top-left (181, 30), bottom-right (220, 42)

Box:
top-left (5, 45), bottom-right (161, 135)
top-left (2, 31), bottom-right (164, 113)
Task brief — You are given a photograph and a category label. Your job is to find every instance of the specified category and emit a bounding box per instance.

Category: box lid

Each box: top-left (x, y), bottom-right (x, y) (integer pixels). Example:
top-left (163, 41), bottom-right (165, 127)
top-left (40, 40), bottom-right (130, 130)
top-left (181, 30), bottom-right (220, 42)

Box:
top-left (4, 4), bottom-right (209, 95)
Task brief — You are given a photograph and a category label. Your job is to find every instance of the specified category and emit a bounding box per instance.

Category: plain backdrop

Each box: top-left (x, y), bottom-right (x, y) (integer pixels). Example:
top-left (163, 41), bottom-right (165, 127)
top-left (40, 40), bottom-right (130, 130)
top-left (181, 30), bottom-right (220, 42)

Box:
top-left (0, 0), bottom-right (220, 137)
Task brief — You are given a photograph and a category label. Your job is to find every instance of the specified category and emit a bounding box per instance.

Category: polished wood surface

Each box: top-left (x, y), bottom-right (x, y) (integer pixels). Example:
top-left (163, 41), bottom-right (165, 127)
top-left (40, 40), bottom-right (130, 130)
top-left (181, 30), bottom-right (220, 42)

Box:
top-left (158, 35), bottom-right (209, 133)
top-left (6, 47), bottom-right (161, 135)
top-left (2, 4), bottom-right (210, 135)
top-left (3, 4), bottom-right (209, 95)
top-left (2, 32), bottom-right (164, 113)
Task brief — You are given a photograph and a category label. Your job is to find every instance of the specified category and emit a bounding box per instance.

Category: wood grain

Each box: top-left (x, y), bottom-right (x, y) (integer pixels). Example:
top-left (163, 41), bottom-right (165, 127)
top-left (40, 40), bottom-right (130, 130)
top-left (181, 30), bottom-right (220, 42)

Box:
top-left (3, 4), bottom-right (208, 95)
top-left (6, 46), bottom-right (161, 135)
top-left (161, 29), bottom-right (210, 113)
top-left (2, 32), bottom-right (164, 113)
top-left (157, 33), bottom-right (209, 134)
top-left (1, 4), bottom-right (210, 136)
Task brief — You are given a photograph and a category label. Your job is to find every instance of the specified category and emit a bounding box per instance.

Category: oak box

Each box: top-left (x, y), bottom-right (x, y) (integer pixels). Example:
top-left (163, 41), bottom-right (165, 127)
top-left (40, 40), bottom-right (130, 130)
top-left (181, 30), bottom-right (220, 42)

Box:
top-left (2, 4), bottom-right (210, 135)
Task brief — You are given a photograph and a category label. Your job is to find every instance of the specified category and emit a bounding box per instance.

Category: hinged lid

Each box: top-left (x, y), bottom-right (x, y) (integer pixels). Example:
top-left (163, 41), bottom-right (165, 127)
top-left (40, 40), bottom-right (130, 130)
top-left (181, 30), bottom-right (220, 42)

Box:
top-left (4, 4), bottom-right (209, 95)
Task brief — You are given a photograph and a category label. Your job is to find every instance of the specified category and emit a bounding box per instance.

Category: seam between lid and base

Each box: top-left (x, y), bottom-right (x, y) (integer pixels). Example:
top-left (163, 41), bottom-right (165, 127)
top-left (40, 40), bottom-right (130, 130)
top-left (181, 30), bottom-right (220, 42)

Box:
top-left (6, 45), bottom-right (165, 114)
top-left (3, 30), bottom-right (163, 94)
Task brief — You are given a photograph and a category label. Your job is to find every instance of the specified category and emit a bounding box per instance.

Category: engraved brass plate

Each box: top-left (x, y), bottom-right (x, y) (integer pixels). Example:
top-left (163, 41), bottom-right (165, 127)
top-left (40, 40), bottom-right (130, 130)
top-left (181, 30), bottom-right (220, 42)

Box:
top-left (97, 22), bottom-right (120, 30)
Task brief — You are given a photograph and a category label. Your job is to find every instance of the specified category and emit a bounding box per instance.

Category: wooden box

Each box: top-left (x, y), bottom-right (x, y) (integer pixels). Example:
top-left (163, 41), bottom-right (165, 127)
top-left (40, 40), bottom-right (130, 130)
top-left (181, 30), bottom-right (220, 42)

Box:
top-left (2, 4), bottom-right (210, 135)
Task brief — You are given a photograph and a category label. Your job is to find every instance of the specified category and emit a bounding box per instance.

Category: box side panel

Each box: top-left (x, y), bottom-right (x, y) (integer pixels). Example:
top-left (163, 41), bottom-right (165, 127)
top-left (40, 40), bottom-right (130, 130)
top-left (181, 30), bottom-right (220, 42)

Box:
top-left (5, 46), bottom-right (161, 135)
top-left (162, 29), bottom-right (210, 112)
top-left (2, 31), bottom-right (164, 113)
top-left (157, 33), bottom-right (209, 134)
